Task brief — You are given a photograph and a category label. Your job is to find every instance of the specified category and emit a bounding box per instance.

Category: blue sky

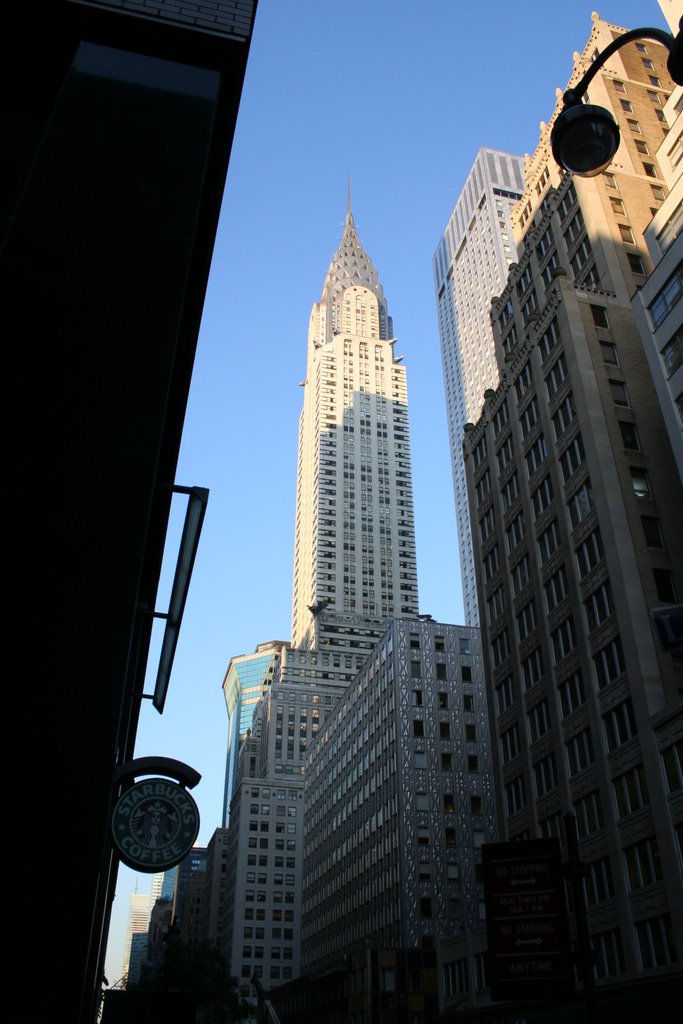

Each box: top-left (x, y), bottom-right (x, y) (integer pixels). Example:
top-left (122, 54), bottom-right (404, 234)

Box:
top-left (105, 0), bottom-right (668, 985)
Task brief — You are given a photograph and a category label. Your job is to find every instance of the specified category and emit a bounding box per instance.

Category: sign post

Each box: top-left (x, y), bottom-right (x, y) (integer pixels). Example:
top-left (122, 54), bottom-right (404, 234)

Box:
top-left (482, 838), bottom-right (571, 1002)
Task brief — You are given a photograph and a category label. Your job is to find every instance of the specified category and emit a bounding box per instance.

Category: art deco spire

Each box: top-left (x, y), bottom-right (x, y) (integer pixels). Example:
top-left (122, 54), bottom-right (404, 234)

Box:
top-left (316, 190), bottom-right (391, 343)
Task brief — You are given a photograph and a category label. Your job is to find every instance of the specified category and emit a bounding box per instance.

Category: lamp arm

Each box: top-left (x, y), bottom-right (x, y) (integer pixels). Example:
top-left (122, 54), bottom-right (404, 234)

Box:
top-left (563, 26), bottom-right (678, 106)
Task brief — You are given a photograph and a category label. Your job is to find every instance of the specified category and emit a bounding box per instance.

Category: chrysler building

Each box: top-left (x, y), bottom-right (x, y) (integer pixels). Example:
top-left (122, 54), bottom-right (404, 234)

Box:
top-left (291, 198), bottom-right (419, 649)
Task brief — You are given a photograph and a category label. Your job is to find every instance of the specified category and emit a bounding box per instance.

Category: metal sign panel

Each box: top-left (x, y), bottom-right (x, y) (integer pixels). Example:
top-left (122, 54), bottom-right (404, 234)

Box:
top-left (482, 838), bottom-right (571, 1001)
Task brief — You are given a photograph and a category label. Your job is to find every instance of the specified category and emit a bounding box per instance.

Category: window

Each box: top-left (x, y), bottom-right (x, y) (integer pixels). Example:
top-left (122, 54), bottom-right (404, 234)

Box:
top-left (636, 915), bottom-right (678, 969)
top-left (618, 223), bottom-right (634, 243)
top-left (627, 119), bottom-right (642, 133)
top-left (545, 565), bottom-right (569, 611)
top-left (413, 719), bottom-right (424, 737)
top-left (609, 380), bottom-right (629, 406)
top-left (476, 468), bottom-right (492, 505)
top-left (481, 505), bottom-right (497, 544)
top-left (538, 519), bottom-right (560, 564)
top-left (593, 636), bottom-right (625, 688)
top-left (531, 475), bottom-right (554, 519)
top-left (568, 480), bottom-right (594, 527)
top-left (551, 615), bottom-right (576, 663)
top-left (600, 341), bottom-right (619, 365)
top-left (515, 361), bottom-right (533, 399)
top-left (496, 674), bottom-right (514, 713)
top-left (553, 393), bottom-right (576, 437)
top-left (500, 723), bottom-right (520, 763)
top-left (619, 421), bottom-right (640, 450)
top-left (520, 396), bottom-right (540, 436)
top-left (521, 647), bottom-right (544, 691)
top-left (497, 433), bottom-right (514, 471)
top-left (559, 670), bottom-right (585, 717)
top-left (584, 580), bottom-right (614, 630)
top-left (662, 329), bottom-right (683, 376)
top-left (591, 305), bottom-right (610, 329)
top-left (592, 930), bottom-right (624, 979)
top-left (511, 554), bottom-right (530, 595)
top-left (566, 727), bottom-right (594, 775)
top-left (484, 544), bottom-right (500, 582)
top-left (558, 182), bottom-right (578, 222)
top-left (501, 471), bottom-right (519, 511)
top-left (576, 528), bottom-right (604, 578)
top-left (487, 586), bottom-right (505, 624)
top-left (534, 753), bottom-right (558, 795)
top-left (620, 98), bottom-right (633, 112)
top-left (517, 598), bottom-right (538, 641)
top-left (614, 764), bottom-right (649, 816)
top-left (642, 516), bottom-right (664, 548)
top-left (526, 434), bottom-right (547, 476)
top-left (662, 741), bottom-right (683, 792)
top-left (505, 775), bottom-right (526, 815)
top-left (630, 467), bottom-right (652, 500)
top-left (603, 171), bottom-right (617, 189)
top-left (654, 567), bottom-right (677, 602)
top-left (628, 252), bottom-right (645, 275)
top-left (634, 139), bottom-right (649, 154)
top-left (493, 401), bottom-right (510, 435)
top-left (528, 699), bottom-right (550, 742)
top-left (546, 353), bottom-right (568, 399)
top-left (492, 630), bottom-right (510, 669)
top-left (561, 432), bottom-right (589, 479)
top-left (539, 318), bottom-right (560, 360)
top-left (574, 790), bottom-right (603, 836)
top-left (610, 196), bottom-right (625, 214)
top-left (506, 513), bottom-right (526, 554)
top-left (603, 698), bottom-right (637, 751)
top-left (649, 264), bottom-right (683, 328)
top-left (625, 836), bottom-right (662, 890)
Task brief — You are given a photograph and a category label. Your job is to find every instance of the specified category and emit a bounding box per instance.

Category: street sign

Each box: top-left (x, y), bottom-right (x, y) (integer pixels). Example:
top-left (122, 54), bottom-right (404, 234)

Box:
top-left (482, 838), bottom-right (571, 1001)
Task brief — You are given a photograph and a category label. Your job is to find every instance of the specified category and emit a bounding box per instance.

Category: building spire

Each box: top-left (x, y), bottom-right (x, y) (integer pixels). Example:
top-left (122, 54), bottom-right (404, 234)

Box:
top-left (347, 175), bottom-right (352, 222)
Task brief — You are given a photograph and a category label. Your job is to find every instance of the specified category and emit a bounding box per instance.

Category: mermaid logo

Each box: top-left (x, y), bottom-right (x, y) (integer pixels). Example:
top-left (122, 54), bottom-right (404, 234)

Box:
top-left (111, 777), bottom-right (200, 872)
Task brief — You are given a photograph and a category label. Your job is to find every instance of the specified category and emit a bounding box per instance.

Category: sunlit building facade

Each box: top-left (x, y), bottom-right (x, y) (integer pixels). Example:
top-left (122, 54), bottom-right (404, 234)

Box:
top-left (292, 199), bottom-right (419, 648)
top-left (462, 13), bottom-right (683, 1004)
top-left (433, 150), bottom-right (525, 624)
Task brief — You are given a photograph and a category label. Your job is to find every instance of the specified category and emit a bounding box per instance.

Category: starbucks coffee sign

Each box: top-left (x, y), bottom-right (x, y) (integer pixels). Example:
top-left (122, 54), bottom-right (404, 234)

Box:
top-left (112, 777), bottom-right (200, 872)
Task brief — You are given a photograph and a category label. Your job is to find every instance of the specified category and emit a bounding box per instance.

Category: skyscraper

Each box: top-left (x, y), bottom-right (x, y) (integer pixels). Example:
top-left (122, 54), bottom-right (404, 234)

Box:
top-left (292, 196), bottom-right (419, 649)
top-left (462, 13), bottom-right (682, 1005)
top-left (223, 201), bottom-right (440, 1004)
top-left (433, 150), bottom-right (526, 624)
top-left (222, 640), bottom-right (288, 823)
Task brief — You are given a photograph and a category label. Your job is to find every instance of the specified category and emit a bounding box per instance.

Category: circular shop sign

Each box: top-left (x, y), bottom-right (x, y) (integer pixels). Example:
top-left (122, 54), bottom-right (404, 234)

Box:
top-left (112, 777), bottom-right (200, 872)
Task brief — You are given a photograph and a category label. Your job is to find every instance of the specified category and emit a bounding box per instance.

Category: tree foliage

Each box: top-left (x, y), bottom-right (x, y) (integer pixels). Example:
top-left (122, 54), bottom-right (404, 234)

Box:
top-left (133, 936), bottom-right (248, 1023)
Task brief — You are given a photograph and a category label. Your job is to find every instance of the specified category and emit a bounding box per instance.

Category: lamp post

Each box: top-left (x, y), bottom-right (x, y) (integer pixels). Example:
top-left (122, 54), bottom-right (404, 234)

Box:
top-left (551, 19), bottom-right (682, 177)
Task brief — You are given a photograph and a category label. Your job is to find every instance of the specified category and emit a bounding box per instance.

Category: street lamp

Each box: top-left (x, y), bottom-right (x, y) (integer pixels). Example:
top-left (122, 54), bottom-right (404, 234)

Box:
top-left (551, 20), bottom-right (683, 177)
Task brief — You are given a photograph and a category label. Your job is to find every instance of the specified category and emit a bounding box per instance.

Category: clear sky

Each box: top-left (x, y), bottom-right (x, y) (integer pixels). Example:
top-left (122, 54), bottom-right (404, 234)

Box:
top-left (104, 0), bottom-right (669, 985)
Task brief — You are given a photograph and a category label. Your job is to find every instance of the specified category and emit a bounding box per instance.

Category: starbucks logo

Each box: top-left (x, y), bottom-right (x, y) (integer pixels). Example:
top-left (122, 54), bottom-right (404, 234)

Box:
top-left (112, 778), bottom-right (200, 872)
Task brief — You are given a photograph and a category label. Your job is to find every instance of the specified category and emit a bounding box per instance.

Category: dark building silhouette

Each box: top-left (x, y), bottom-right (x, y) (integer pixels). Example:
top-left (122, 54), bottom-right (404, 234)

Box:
top-left (4, 3), bottom-right (257, 1022)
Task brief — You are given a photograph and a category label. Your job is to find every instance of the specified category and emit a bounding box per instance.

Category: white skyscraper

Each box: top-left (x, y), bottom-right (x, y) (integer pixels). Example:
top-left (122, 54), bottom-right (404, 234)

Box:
top-left (292, 197), bottom-right (419, 649)
top-left (224, 199), bottom-right (425, 1002)
top-left (433, 149), bottom-right (525, 623)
